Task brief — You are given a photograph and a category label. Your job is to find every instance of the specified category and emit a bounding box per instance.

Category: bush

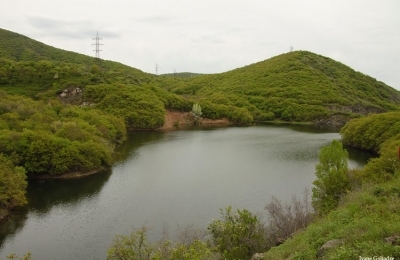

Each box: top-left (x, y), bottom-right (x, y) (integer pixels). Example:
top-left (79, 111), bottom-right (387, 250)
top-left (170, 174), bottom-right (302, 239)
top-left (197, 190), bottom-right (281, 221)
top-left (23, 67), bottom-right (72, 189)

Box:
top-left (0, 153), bottom-right (27, 209)
top-left (312, 140), bottom-right (350, 215)
top-left (265, 189), bottom-right (313, 245)
top-left (107, 226), bottom-right (217, 260)
top-left (208, 206), bottom-right (268, 260)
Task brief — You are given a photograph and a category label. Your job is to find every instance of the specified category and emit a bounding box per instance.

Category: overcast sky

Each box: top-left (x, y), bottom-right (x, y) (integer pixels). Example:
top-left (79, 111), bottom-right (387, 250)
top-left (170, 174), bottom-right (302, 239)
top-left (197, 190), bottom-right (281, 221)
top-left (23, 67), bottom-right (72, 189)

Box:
top-left (1, 0), bottom-right (399, 89)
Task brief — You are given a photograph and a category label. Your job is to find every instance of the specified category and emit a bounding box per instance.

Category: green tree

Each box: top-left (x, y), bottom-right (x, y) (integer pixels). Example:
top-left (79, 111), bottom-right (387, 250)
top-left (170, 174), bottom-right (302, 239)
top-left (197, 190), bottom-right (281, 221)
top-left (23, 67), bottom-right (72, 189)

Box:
top-left (108, 227), bottom-right (154, 260)
top-left (312, 140), bottom-right (350, 215)
top-left (166, 240), bottom-right (213, 260)
top-left (191, 103), bottom-right (203, 124)
top-left (4, 252), bottom-right (34, 260)
top-left (208, 206), bottom-right (268, 260)
top-left (107, 227), bottom-right (214, 260)
top-left (0, 153), bottom-right (27, 209)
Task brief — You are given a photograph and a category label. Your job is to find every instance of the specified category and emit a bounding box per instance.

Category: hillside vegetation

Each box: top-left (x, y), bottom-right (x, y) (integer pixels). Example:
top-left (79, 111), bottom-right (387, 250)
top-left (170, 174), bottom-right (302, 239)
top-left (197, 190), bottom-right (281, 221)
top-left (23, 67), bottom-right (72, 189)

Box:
top-left (165, 51), bottom-right (400, 124)
top-left (1, 28), bottom-right (400, 126)
top-left (0, 28), bottom-right (192, 122)
top-left (341, 111), bottom-right (400, 181)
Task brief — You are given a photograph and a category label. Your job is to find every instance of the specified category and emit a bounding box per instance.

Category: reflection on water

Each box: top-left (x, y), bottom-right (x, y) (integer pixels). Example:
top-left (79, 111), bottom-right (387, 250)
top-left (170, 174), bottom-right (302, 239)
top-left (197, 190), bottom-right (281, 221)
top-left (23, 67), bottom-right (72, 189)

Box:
top-left (0, 169), bottom-right (112, 249)
top-left (0, 209), bottom-right (28, 249)
top-left (345, 145), bottom-right (376, 165)
top-left (0, 125), bottom-right (373, 260)
top-left (113, 131), bottom-right (166, 164)
top-left (27, 169), bottom-right (112, 213)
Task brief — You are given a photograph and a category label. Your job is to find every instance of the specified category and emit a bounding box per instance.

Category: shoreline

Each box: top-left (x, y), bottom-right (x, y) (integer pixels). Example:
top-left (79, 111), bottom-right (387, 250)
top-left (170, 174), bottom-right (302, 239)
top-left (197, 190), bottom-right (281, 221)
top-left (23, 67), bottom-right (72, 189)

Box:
top-left (28, 167), bottom-right (105, 180)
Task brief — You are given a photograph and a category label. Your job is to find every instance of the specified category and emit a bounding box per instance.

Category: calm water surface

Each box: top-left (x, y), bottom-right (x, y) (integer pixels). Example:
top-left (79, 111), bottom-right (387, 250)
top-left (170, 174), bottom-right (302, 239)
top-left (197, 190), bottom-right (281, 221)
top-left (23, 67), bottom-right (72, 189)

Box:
top-left (0, 125), bottom-right (371, 259)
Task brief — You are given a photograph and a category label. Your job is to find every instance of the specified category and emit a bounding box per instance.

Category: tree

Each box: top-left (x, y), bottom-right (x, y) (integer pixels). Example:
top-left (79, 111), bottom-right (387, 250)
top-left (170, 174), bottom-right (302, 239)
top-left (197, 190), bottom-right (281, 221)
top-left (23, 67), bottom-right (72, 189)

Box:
top-left (107, 227), bottom-right (154, 260)
top-left (5, 252), bottom-right (34, 260)
top-left (0, 154), bottom-right (28, 209)
top-left (312, 140), bottom-right (349, 215)
top-left (208, 206), bottom-right (268, 260)
top-left (107, 226), bottom-right (215, 260)
top-left (191, 103), bottom-right (203, 124)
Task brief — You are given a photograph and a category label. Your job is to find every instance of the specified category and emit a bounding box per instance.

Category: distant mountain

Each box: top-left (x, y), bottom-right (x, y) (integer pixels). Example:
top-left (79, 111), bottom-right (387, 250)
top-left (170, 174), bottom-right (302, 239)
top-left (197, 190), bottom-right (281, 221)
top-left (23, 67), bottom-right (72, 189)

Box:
top-left (160, 72), bottom-right (206, 79)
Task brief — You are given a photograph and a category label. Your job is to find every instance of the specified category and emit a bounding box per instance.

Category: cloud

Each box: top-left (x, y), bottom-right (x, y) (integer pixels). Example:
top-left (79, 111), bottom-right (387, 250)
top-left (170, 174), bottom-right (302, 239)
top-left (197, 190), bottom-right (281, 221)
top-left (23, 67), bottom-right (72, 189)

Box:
top-left (27, 16), bottom-right (121, 39)
top-left (134, 15), bottom-right (173, 25)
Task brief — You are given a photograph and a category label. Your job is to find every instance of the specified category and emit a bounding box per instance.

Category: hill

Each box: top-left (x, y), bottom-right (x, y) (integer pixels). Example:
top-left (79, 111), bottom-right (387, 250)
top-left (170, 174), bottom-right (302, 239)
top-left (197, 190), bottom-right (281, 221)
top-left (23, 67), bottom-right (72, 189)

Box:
top-left (1, 27), bottom-right (399, 127)
top-left (0, 28), bottom-right (192, 128)
top-left (165, 51), bottom-right (400, 125)
top-left (0, 28), bottom-right (98, 64)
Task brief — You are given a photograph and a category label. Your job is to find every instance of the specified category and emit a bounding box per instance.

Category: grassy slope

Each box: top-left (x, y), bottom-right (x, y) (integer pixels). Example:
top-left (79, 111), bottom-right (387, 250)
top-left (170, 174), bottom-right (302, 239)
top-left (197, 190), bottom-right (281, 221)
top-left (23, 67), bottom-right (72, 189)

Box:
top-left (167, 51), bottom-right (400, 123)
top-left (263, 177), bottom-right (400, 259)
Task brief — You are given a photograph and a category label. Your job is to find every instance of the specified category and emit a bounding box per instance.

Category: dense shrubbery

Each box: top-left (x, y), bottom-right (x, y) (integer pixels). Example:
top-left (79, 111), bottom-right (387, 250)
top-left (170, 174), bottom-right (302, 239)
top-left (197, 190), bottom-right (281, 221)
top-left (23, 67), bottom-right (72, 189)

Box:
top-left (83, 84), bottom-right (165, 129)
top-left (341, 112), bottom-right (400, 152)
top-left (0, 153), bottom-right (27, 210)
top-left (341, 112), bottom-right (400, 181)
top-left (0, 91), bottom-right (126, 177)
top-left (0, 91), bottom-right (127, 214)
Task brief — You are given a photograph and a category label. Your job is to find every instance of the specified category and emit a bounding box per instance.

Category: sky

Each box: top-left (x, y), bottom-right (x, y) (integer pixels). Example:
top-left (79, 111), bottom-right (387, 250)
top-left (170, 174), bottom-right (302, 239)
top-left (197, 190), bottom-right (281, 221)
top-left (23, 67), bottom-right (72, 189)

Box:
top-left (1, 0), bottom-right (399, 89)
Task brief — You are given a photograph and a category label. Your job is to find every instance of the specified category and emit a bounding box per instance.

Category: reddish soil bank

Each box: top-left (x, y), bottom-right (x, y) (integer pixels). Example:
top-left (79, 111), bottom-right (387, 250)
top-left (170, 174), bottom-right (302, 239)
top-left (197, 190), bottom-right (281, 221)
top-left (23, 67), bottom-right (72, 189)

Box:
top-left (159, 110), bottom-right (230, 130)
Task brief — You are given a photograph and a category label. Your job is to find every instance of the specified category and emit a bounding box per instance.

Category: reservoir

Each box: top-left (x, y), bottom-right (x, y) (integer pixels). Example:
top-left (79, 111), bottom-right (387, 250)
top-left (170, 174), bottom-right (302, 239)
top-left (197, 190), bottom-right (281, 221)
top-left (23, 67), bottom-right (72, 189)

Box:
top-left (0, 124), bottom-right (371, 259)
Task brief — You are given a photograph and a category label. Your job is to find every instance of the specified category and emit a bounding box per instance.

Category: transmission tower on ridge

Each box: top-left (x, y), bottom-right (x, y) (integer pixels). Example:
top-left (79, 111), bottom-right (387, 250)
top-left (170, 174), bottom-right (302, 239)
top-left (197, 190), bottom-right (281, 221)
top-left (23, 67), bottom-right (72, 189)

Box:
top-left (92, 32), bottom-right (103, 59)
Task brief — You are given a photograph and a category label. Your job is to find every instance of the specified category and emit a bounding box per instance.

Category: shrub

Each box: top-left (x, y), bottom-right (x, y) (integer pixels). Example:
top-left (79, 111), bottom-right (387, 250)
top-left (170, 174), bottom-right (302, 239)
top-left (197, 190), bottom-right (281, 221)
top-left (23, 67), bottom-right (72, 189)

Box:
top-left (107, 226), bottom-right (217, 260)
top-left (208, 206), bottom-right (268, 260)
top-left (312, 140), bottom-right (350, 215)
top-left (265, 189), bottom-right (313, 245)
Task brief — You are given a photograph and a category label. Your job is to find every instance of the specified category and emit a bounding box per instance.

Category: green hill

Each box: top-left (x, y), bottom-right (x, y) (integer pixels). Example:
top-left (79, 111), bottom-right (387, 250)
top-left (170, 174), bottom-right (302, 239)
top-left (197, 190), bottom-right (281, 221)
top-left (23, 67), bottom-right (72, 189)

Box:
top-left (0, 28), bottom-right (192, 128)
top-left (165, 51), bottom-right (400, 124)
top-left (0, 28), bottom-right (97, 64)
top-left (0, 28), bottom-right (116, 65)
top-left (1, 27), bottom-right (399, 127)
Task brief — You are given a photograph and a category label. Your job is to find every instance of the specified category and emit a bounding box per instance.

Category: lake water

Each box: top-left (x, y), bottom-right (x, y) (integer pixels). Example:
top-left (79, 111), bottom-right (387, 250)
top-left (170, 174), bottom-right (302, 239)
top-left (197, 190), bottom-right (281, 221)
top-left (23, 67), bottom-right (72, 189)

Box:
top-left (0, 124), bottom-right (371, 259)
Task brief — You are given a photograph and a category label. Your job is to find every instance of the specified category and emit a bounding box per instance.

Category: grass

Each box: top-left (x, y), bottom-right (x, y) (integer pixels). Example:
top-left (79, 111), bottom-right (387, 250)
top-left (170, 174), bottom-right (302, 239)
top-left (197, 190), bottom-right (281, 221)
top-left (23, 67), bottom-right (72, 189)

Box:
top-left (262, 175), bottom-right (400, 259)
